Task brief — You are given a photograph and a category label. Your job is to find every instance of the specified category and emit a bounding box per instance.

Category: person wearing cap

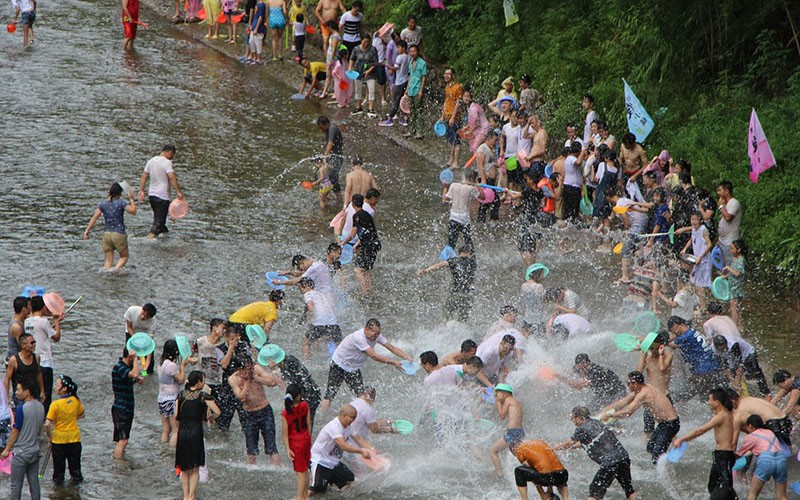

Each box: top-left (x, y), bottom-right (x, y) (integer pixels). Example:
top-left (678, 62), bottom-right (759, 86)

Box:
top-left (439, 68), bottom-right (463, 169)
top-left (228, 290), bottom-right (285, 340)
top-left (440, 339), bottom-right (478, 366)
top-left (555, 354), bottom-right (626, 412)
top-left (45, 374), bottom-right (85, 484)
top-left (137, 144), bottom-right (185, 239)
top-left (321, 318), bottom-right (412, 413)
top-left (496, 76), bottom-right (518, 101)
top-left (489, 383), bottom-right (525, 475)
top-left (510, 438), bottom-right (569, 500)
top-left (24, 295), bottom-right (61, 413)
top-left (418, 244), bottom-right (477, 322)
top-left (599, 370), bottom-right (679, 464)
top-left (476, 333), bottom-right (516, 384)
top-left (554, 405), bottom-right (636, 500)
top-left (260, 344), bottom-right (322, 424)
top-left (83, 182), bottom-right (138, 270)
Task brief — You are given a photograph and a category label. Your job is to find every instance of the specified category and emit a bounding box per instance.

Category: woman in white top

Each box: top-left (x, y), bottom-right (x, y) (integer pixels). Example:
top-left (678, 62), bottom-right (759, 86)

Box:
top-left (157, 339), bottom-right (190, 446)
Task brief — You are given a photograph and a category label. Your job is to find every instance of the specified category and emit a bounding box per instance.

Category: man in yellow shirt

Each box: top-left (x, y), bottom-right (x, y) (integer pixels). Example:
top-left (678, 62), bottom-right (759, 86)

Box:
top-left (45, 375), bottom-right (85, 484)
top-left (299, 59), bottom-right (328, 98)
top-left (228, 290), bottom-right (285, 339)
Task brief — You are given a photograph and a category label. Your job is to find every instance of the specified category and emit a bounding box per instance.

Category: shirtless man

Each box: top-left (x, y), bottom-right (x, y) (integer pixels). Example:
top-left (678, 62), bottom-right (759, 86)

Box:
top-left (619, 132), bottom-right (647, 180)
top-left (726, 389), bottom-right (791, 450)
top-left (601, 371), bottom-right (679, 463)
top-left (441, 339), bottom-right (477, 366)
top-left (526, 115), bottom-right (548, 177)
top-left (636, 332), bottom-right (673, 438)
top-left (5, 296), bottom-right (30, 362)
top-left (228, 359), bottom-right (281, 465)
top-left (314, 0), bottom-right (345, 54)
top-left (673, 388), bottom-right (736, 495)
top-left (343, 157), bottom-right (379, 208)
top-left (489, 383), bottom-right (524, 475)
top-left (550, 148), bottom-right (568, 221)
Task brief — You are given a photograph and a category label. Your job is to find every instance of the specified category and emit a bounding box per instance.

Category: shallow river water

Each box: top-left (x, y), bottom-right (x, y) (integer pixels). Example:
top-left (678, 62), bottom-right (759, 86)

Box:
top-left (1, 1), bottom-right (798, 499)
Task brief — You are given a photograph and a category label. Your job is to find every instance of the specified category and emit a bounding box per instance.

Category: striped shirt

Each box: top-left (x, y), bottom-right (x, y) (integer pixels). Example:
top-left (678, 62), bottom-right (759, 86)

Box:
top-left (339, 11), bottom-right (362, 43)
top-left (112, 359), bottom-right (135, 413)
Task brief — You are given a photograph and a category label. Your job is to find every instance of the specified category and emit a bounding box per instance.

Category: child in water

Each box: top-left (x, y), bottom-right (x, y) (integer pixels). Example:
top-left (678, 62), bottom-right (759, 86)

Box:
top-left (722, 239), bottom-right (747, 329)
top-left (282, 384), bottom-right (311, 500)
top-left (311, 159), bottom-right (333, 208)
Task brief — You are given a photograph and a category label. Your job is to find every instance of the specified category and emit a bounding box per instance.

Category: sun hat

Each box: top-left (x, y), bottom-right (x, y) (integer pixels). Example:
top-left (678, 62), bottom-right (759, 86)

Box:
top-left (377, 22), bottom-right (394, 38)
top-left (525, 263), bottom-right (550, 280)
top-left (494, 383), bottom-right (513, 394)
top-left (257, 344), bottom-right (285, 366)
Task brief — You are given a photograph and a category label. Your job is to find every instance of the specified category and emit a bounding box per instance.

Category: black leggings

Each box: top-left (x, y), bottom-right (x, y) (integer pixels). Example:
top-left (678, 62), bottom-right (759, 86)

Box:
top-left (148, 196), bottom-right (170, 235)
top-left (708, 450), bottom-right (735, 494)
top-left (389, 81), bottom-right (407, 118)
top-left (514, 466), bottom-right (568, 487)
top-left (51, 442), bottom-right (83, 484)
top-left (561, 185), bottom-right (581, 223)
top-left (447, 220), bottom-right (474, 252)
top-left (324, 362), bottom-right (364, 401)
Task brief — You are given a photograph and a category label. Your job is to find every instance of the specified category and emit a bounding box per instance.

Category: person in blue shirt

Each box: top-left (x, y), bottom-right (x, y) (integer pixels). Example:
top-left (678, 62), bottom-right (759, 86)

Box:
top-left (667, 316), bottom-right (725, 403)
top-left (84, 182), bottom-right (137, 270)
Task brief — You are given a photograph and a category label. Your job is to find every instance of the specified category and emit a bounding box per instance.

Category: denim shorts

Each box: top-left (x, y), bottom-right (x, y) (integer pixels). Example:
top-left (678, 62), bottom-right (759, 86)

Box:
top-left (754, 451), bottom-right (787, 483)
top-left (21, 10), bottom-right (36, 26)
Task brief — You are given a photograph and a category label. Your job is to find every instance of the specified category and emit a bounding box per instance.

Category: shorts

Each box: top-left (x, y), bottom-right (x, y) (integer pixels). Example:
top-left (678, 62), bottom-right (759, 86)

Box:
top-left (622, 231), bottom-right (639, 258)
top-left (324, 362), bottom-right (364, 401)
top-left (503, 428), bottom-right (525, 447)
top-left (158, 394), bottom-right (178, 417)
top-left (320, 22), bottom-right (331, 38)
top-left (304, 72), bottom-right (327, 83)
top-left (646, 418), bottom-right (680, 463)
top-left (112, 407), bottom-right (134, 442)
top-left (21, 10), bottom-right (36, 26)
top-left (590, 458), bottom-right (635, 499)
top-left (445, 122), bottom-right (461, 146)
top-left (514, 466), bottom-right (569, 488)
top-left (355, 243), bottom-right (380, 270)
top-left (310, 461), bottom-right (354, 493)
top-left (102, 232), bottom-right (128, 253)
top-left (753, 450), bottom-right (788, 483)
top-left (517, 223), bottom-right (541, 252)
top-left (249, 32), bottom-right (265, 55)
top-left (306, 325), bottom-right (342, 342)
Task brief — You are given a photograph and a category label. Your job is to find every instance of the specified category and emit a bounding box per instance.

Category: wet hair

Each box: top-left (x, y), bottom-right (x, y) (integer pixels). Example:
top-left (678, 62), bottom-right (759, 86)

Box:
top-left (725, 387), bottom-right (740, 402)
top-left (543, 287), bottom-right (564, 303)
top-left (500, 305), bottom-right (518, 316)
top-left (352, 193), bottom-right (365, 208)
top-left (521, 171), bottom-right (542, 185)
top-left (365, 318), bottom-right (381, 329)
top-left (501, 334), bottom-right (516, 345)
top-left (627, 371), bottom-right (645, 385)
top-left (772, 369), bottom-right (792, 385)
top-left (745, 414), bottom-right (766, 429)
top-left (292, 255), bottom-right (307, 268)
top-left (284, 383), bottom-right (302, 414)
top-left (161, 339), bottom-right (179, 364)
top-left (18, 333), bottom-right (33, 345)
top-left (327, 242), bottom-right (342, 254)
top-left (622, 132), bottom-right (636, 145)
top-left (142, 303), bottom-right (157, 318)
top-left (569, 141), bottom-right (582, 155)
top-left (466, 170), bottom-right (478, 182)
top-left (210, 318), bottom-right (226, 331)
top-left (419, 351), bottom-right (438, 366)
top-left (360, 386), bottom-right (377, 400)
top-left (365, 188), bottom-right (381, 199)
top-left (574, 353), bottom-right (590, 365)
top-left (162, 144), bottom-right (176, 153)
top-left (109, 182), bottom-right (123, 199)
top-left (713, 336), bottom-right (728, 349)
top-left (709, 387), bottom-right (733, 411)
top-left (717, 180), bottom-right (733, 195)
top-left (269, 290), bottom-right (285, 302)
top-left (460, 339), bottom-right (477, 352)
top-left (559, 146), bottom-right (570, 156)
top-left (652, 187), bottom-right (666, 203)
top-left (185, 370), bottom-right (204, 390)
top-left (352, 156), bottom-right (364, 166)
top-left (679, 171), bottom-right (692, 186)
top-left (604, 187), bottom-right (622, 199)
top-left (731, 239), bottom-right (748, 256)
top-left (296, 13), bottom-right (304, 22)
top-left (571, 405), bottom-right (590, 419)
top-left (551, 323), bottom-right (568, 340)
top-left (667, 315), bottom-right (687, 329)
top-left (676, 159), bottom-right (691, 174)
top-left (464, 356), bottom-right (484, 369)
top-left (298, 277), bottom-right (315, 289)
top-left (122, 347), bottom-right (131, 358)
top-left (316, 116), bottom-right (330, 126)
top-left (654, 332), bottom-right (670, 345)
top-left (706, 301), bottom-right (723, 315)
top-left (13, 296), bottom-right (29, 314)
top-left (30, 295), bottom-right (45, 312)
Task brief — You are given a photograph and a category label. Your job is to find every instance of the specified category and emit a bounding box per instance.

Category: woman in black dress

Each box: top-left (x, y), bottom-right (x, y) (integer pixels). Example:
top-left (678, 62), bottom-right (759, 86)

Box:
top-left (176, 371), bottom-right (221, 500)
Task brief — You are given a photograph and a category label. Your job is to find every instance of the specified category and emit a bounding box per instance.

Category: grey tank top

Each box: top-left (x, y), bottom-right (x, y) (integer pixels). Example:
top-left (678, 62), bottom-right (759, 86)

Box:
top-left (6, 320), bottom-right (22, 361)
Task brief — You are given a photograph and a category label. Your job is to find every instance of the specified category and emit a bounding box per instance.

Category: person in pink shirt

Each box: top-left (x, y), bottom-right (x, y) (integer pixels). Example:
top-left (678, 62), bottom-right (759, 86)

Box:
top-left (736, 414), bottom-right (788, 500)
top-left (643, 150), bottom-right (670, 186)
top-left (460, 90), bottom-right (490, 154)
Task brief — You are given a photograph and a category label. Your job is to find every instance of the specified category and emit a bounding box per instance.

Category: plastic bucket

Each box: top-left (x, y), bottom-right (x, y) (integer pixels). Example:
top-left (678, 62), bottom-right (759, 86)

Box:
top-left (169, 198), bottom-right (189, 219)
top-left (433, 121), bottom-right (447, 137)
top-left (265, 272), bottom-right (285, 291)
top-left (176, 335), bottom-right (192, 359)
top-left (126, 332), bottom-right (156, 357)
top-left (43, 293), bottom-right (65, 317)
top-left (245, 324), bottom-right (268, 349)
top-left (478, 187), bottom-right (495, 205)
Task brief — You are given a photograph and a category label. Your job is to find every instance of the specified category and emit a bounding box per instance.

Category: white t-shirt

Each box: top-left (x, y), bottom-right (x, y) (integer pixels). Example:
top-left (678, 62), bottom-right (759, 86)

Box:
top-left (24, 316), bottom-right (56, 368)
top-left (423, 364), bottom-right (464, 387)
top-left (552, 313), bottom-right (592, 338)
top-left (303, 261), bottom-right (335, 301)
top-left (703, 316), bottom-right (743, 342)
top-left (671, 289), bottom-right (698, 321)
top-left (563, 155), bottom-right (583, 188)
top-left (520, 281), bottom-right (545, 326)
top-left (124, 306), bottom-right (158, 338)
top-left (311, 417), bottom-right (352, 468)
top-left (446, 183), bottom-right (478, 225)
top-left (400, 26), bottom-right (422, 47)
top-left (293, 21), bottom-right (305, 37)
top-left (394, 54), bottom-right (409, 86)
top-left (157, 359), bottom-right (181, 397)
top-left (714, 334), bottom-right (754, 359)
top-left (563, 289), bottom-right (591, 319)
top-left (348, 397), bottom-right (376, 440)
top-left (488, 319), bottom-right (516, 337)
top-left (195, 336), bottom-right (224, 386)
top-left (304, 290), bottom-right (337, 326)
top-left (332, 329), bottom-right (388, 372)
top-left (584, 110), bottom-right (598, 143)
top-left (144, 156), bottom-right (174, 201)
top-left (616, 198), bottom-right (647, 233)
top-left (476, 332), bottom-right (511, 380)
top-left (718, 198), bottom-right (741, 245)
top-left (518, 126), bottom-right (533, 155)
top-left (625, 177), bottom-right (645, 203)
top-left (342, 202), bottom-right (375, 244)
top-left (502, 123), bottom-right (521, 159)
top-left (11, 0), bottom-right (34, 12)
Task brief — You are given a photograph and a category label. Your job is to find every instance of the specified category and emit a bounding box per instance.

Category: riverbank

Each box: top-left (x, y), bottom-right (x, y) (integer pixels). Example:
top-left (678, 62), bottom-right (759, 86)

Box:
top-left (137, 0), bottom-right (453, 167)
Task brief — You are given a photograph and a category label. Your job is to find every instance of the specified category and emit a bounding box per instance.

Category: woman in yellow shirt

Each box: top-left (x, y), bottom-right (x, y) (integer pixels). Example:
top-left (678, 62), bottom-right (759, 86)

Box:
top-left (45, 375), bottom-right (85, 485)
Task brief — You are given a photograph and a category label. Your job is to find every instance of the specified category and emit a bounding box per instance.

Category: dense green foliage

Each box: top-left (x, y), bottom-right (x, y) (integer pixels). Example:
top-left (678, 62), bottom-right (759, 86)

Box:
top-left (365, 0), bottom-right (800, 288)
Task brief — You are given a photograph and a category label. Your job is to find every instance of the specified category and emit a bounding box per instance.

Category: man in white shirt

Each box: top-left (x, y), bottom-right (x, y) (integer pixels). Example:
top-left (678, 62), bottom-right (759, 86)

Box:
top-left (715, 181), bottom-right (741, 266)
top-left (443, 170), bottom-right (483, 252)
top-left (279, 255), bottom-right (336, 303)
top-left (476, 334), bottom-right (516, 384)
top-left (547, 313), bottom-right (592, 340)
top-left (420, 351), bottom-right (491, 387)
top-left (23, 295), bottom-right (61, 412)
top-left (310, 403), bottom-right (375, 493)
top-left (582, 94), bottom-right (598, 144)
top-left (321, 318), bottom-right (413, 412)
top-left (137, 144), bottom-right (185, 239)
top-left (299, 277), bottom-right (341, 358)
top-left (124, 303), bottom-right (158, 373)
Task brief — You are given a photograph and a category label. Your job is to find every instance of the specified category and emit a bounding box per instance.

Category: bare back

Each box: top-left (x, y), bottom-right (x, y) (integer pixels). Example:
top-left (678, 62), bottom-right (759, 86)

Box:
top-left (345, 168), bottom-right (378, 201)
top-left (505, 397), bottom-right (524, 428)
top-left (737, 396), bottom-right (785, 421)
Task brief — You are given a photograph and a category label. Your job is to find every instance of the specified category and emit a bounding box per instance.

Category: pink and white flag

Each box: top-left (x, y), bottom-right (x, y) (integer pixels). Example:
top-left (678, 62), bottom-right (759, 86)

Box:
top-left (748, 108), bottom-right (776, 183)
top-left (428, 0), bottom-right (445, 10)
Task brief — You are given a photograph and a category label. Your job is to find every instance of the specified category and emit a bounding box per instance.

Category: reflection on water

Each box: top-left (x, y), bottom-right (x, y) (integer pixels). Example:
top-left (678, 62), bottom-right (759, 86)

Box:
top-left (0, 2), bottom-right (797, 499)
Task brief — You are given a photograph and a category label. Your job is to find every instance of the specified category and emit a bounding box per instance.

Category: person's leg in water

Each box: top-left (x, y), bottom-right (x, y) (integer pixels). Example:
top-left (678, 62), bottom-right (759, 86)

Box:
top-left (116, 246), bottom-right (130, 270)
top-left (104, 249), bottom-right (115, 270)
top-left (488, 437), bottom-right (508, 476)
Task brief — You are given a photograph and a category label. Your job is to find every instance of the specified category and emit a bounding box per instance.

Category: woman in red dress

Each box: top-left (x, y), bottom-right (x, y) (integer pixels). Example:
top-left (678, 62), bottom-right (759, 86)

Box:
top-left (282, 383), bottom-right (312, 500)
top-left (122, 0), bottom-right (139, 50)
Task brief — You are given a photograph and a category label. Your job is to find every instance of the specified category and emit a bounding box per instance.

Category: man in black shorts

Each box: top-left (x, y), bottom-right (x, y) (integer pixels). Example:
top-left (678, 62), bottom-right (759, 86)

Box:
top-left (111, 348), bottom-right (143, 459)
top-left (554, 406), bottom-right (636, 500)
top-left (341, 193), bottom-right (381, 294)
